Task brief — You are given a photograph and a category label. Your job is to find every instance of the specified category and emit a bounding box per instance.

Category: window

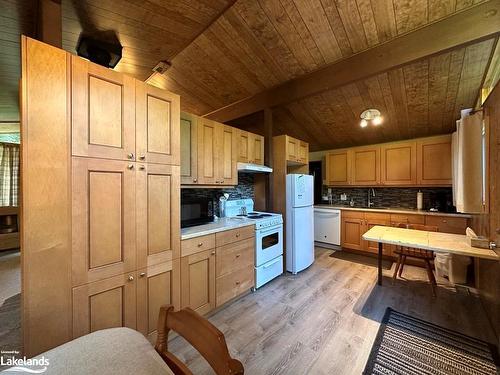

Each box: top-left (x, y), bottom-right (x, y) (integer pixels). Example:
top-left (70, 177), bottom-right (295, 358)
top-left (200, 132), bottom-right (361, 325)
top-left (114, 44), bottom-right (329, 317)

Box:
top-left (0, 143), bottom-right (20, 206)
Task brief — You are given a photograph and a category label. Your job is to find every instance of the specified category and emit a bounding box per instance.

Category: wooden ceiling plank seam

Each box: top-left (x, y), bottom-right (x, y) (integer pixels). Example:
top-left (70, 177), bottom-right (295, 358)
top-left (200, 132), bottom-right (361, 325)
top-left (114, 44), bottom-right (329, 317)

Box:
top-left (392, 0), bottom-right (429, 35)
top-left (223, 7), bottom-right (289, 82)
top-left (202, 28), bottom-right (267, 92)
top-left (279, 0), bottom-right (327, 66)
top-left (428, 0), bottom-right (458, 22)
top-left (370, 0), bottom-right (397, 42)
top-left (211, 16), bottom-right (282, 87)
top-left (377, 72), bottom-right (402, 140)
top-left (316, 0), bottom-right (352, 58)
top-left (473, 36), bottom-right (499, 107)
top-left (285, 101), bottom-right (332, 147)
top-left (442, 48), bottom-right (467, 133)
top-left (454, 38), bottom-right (496, 114)
top-left (320, 89), bottom-right (359, 146)
top-left (361, 76), bottom-right (394, 140)
top-left (340, 83), bottom-right (374, 144)
top-left (274, 105), bottom-right (320, 145)
top-left (258, 0), bottom-right (320, 72)
top-left (355, 0), bottom-right (380, 47)
top-left (190, 33), bottom-right (257, 99)
top-left (335, 0), bottom-right (368, 52)
top-left (387, 67), bottom-right (411, 139)
top-left (233, 0), bottom-right (305, 78)
top-left (402, 60), bottom-right (430, 137)
top-left (427, 52), bottom-right (453, 134)
top-left (294, 0), bottom-right (344, 63)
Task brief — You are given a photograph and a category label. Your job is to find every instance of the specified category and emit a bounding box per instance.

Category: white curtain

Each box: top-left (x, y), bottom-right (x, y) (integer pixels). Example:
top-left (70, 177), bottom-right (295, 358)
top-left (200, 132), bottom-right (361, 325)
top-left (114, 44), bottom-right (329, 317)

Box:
top-left (0, 143), bottom-right (20, 206)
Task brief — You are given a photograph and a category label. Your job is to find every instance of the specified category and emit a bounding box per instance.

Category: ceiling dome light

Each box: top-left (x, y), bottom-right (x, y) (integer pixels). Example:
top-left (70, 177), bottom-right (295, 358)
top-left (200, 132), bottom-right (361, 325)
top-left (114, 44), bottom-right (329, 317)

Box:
top-left (372, 115), bottom-right (383, 125)
top-left (360, 109), bottom-right (382, 127)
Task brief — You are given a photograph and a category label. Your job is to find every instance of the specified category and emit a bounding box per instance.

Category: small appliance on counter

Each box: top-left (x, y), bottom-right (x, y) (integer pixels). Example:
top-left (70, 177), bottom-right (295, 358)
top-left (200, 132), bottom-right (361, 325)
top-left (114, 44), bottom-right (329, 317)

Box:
top-left (225, 199), bottom-right (283, 289)
top-left (180, 197), bottom-right (214, 228)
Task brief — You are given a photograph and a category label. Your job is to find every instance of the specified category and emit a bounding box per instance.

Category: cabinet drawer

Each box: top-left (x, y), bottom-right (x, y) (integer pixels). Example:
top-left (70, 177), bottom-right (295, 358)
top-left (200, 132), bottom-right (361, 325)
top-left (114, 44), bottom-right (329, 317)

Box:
top-left (216, 266), bottom-right (254, 307)
top-left (216, 238), bottom-right (254, 277)
top-left (390, 214), bottom-right (425, 226)
top-left (425, 216), bottom-right (468, 234)
top-left (341, 210), bottom-right (365, 219)
top-left (364, 212), bottom-right (390, 221)
top-left (181, 234), bottom-right (215, 257)
top-left (215, 225), bottom-right (254, 247)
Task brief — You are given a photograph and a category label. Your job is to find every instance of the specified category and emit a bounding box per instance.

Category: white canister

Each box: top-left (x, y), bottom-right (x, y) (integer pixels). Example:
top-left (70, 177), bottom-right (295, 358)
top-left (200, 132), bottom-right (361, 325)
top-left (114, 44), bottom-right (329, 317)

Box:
top-left (417, 190), bottom-right (423, 210)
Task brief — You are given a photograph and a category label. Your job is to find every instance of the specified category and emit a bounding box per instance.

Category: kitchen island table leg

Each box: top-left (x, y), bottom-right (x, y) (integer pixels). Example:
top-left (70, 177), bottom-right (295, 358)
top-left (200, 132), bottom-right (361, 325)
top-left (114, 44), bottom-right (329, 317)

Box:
top-left (378, 242), bottom-right (383, 285)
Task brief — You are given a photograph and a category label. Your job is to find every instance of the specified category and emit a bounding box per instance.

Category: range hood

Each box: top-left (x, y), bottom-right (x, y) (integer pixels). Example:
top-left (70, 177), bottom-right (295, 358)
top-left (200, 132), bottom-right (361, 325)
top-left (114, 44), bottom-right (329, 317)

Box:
top-left (237, 162), bottom-right (273, 173)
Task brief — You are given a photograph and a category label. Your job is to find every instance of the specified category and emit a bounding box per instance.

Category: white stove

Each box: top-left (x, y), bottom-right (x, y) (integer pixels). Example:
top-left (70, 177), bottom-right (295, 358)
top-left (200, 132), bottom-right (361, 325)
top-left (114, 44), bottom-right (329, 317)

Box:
top-left (224, 199), bottom-right (284, 289)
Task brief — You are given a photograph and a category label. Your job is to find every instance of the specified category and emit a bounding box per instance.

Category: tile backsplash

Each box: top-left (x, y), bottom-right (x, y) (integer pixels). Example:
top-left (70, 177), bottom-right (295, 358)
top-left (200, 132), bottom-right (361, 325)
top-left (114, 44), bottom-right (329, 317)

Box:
top-left (322, 187), bottom-right (455, 211)
top-left (181, 173), bottom-right (254, 216)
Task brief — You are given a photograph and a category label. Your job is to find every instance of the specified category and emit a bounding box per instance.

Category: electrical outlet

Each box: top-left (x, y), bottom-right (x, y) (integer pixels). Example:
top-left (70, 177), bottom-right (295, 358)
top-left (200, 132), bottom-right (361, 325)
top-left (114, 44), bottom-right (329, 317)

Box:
top-left (340, 193), bottom-right (347, 201)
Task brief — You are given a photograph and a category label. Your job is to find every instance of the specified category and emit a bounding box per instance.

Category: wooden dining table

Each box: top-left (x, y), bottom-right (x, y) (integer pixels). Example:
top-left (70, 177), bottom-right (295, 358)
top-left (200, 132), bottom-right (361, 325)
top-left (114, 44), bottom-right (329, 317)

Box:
top-left (362, 226), bottom-right (500, 286)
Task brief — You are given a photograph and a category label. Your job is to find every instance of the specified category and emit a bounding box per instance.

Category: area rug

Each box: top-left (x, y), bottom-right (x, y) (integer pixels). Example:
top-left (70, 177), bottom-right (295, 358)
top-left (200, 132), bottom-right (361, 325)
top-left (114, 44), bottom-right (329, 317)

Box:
top-left (364, 307), bottom-right (499, 374)
top-left (329, 250), bottom-right (393, 270)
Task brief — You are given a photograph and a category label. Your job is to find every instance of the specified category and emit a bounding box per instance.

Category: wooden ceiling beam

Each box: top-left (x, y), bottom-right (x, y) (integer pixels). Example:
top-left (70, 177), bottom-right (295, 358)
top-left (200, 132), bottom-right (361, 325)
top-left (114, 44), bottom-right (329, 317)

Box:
top-left (204, 0), bottom-right (500, 122)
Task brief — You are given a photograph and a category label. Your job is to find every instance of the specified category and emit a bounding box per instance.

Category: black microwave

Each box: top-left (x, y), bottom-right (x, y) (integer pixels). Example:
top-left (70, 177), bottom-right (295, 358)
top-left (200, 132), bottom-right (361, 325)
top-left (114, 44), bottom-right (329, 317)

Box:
top-left (181, 197), bottom-right (215, 228)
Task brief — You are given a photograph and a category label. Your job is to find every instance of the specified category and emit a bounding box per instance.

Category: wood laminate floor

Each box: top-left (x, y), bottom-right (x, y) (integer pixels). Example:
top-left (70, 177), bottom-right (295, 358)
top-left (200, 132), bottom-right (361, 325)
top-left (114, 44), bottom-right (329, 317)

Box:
top-left (169, 247), bottom-right (496, 375)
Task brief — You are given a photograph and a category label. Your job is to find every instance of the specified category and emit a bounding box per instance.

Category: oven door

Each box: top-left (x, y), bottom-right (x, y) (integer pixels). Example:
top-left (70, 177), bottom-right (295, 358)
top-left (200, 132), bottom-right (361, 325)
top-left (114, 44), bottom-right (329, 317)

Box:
top-left (255, 224), bottom-right (283, 267)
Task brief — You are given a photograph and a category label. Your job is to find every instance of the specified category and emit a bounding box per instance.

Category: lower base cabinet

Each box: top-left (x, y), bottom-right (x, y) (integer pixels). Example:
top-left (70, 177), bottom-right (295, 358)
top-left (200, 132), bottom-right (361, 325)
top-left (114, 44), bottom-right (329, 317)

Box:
top-left (180, 226), bottom-right (255, 315)
top-left (180, 249), bottom-right (216, 315)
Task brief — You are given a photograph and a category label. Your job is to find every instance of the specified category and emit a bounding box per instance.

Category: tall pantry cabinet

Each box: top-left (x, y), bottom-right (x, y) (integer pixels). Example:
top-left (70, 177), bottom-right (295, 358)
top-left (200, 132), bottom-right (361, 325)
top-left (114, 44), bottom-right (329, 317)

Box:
top-left (21, 37), bottom-right (181, 356)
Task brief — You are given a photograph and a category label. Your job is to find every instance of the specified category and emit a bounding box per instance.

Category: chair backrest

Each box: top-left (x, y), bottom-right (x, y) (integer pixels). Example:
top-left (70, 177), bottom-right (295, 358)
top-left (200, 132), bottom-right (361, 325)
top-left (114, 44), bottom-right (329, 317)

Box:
top-left (155, 305), bottom-right (244, 375)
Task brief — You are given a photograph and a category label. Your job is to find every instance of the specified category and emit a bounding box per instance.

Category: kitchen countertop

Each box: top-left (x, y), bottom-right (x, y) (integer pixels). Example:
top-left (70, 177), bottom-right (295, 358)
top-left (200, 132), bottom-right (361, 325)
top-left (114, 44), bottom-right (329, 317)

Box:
top-left (314, 204), bottom-right (472, 218)
top-left (181, 217), bottom-right (255, 240)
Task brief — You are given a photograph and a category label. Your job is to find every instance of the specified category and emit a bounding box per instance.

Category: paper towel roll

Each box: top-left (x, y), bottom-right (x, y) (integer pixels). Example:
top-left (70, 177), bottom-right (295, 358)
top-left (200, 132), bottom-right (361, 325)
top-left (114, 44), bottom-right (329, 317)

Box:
top-left (417, 191), bottom-right (423, 210)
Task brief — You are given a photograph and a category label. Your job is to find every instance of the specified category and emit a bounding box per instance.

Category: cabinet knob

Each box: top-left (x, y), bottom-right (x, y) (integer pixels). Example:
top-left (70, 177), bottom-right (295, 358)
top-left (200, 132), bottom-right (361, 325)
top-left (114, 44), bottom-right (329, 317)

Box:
top-left (139, 272), bottom-right (146, 278)
top-left (193, 178), bottom-right (197, 183)
top-left (127, 164), bottom-right (134, 170)
top-left (127, 153), bottom-right (134, 160)
top-left (235, 281), bottom-right (240, 285)
top-left (198, 242), bottom-right (203, 247)
top-left (139, 165), bottom-right (145, 171)
top-left (442, 220), bottom-right (447, 223)
top-left (220, 180), bottom-right (224, 184)
top-left (128, 275), bottom-right (134, 282)
top-left (211, 251), bottom-right (216, 255)
top-left (236, 254), bottom-right (240, 258)
top-left (139, 155), bottom-right (146, 160)
top-left (236, 233), bottom-right (240, 237)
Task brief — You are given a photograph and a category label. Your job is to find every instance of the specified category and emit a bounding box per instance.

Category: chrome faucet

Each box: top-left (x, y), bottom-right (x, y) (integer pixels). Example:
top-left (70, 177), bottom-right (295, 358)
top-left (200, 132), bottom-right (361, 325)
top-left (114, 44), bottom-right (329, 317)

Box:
top-left (367, 188), bottom-right (376, 208)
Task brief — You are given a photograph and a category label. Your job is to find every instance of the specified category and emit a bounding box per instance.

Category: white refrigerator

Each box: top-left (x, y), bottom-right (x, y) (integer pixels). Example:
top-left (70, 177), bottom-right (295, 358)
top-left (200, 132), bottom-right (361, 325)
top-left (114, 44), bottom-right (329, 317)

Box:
top-left (286, 174), bottom-right (314, 274)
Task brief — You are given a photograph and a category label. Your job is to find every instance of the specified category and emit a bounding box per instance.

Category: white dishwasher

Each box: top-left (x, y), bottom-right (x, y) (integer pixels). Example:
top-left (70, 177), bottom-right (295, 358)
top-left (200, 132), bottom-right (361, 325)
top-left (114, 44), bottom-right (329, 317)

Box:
top-left (314, 208), bottom-right (341, 246)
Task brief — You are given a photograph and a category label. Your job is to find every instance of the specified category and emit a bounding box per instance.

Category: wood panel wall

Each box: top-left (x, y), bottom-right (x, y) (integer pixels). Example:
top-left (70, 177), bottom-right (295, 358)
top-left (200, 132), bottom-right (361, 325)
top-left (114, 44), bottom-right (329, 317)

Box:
top-left (472, 82), bottom-right (500, 351)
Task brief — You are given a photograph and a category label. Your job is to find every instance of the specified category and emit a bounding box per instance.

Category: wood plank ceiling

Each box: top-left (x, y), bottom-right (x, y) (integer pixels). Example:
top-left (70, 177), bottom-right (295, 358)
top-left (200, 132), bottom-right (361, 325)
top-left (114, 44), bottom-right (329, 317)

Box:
top-left (0, 0), bottom-right (496, 151)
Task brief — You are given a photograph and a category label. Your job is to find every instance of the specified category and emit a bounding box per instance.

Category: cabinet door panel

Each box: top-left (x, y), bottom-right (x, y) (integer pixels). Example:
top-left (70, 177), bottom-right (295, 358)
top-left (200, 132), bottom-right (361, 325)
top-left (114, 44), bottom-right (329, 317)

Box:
top-left (72, 158), bottom-right (136, 287)
top-left (137, 164), bottom-right (180, 269)
top-left (238, 130), bottom-right (250, 163)
top-left (341, 217), bottom-right (364, 250)
top-left (249, 133), bottom-right (265, 165)
top-left (181, 250), bottom-right (215, 315)
top-left (136, 82), bottom-right (180, 165)
top-left (180, 113), bottom-right (198, 184)
top-left (137, 260), bottom-right (180, 339)
top-left (197, 118), bottom-right (217, 185)
top-left (326, 150), bottom-right (351, 186)
top-left (364, 218), bottom-right (391, 255)
top-left (287, 137), bottom-right (298, 161)
top-left (72, 273), bottom-right (136, 338)
top-left (72, 57), bottom-right (135, 161)
top-left (417, 135), bottom-right (452, 185)
top-left (217, 125), bottom-right (237, 185)
top-left (352, 146), bottom-right (380, 185)
top-left (381, 142), bottom-right (417, 185)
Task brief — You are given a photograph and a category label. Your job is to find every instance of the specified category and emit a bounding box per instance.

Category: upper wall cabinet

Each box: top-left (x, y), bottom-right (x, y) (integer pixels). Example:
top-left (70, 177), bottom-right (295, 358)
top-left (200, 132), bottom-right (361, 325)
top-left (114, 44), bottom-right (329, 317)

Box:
top-left (72, 56), bottom-right (180, 165)
top-left (136, 82), bottom-right (180, 165)
top-left (298, 141), bottom-right (309, 164)
top-left (238, 130), bottom-right (265, 165)
top-left (351, 146), bottom-right (380, 186)
top-left (197, 117), bottom-right (218, 185)
top-left (381, 141), bottom-right (417, 185)
top-left (417, 134), bottom-right (452, 185)
top-left (326, 149), bottom-right (351, 186)
top-left (72, 57), bottom-right (136, 161)
top-left (180, 112), bottom-right (198, 184)
top-left (325, 135), bottom-right (451, 187)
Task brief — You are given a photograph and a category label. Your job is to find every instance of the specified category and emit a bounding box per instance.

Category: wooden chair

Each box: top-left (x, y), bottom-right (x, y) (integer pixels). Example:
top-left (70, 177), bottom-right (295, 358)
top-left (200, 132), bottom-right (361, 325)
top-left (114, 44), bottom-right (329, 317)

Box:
top-left (155, 305), bottom-right (244, 375)
top-left (393, 223), bottom-right (439, 296)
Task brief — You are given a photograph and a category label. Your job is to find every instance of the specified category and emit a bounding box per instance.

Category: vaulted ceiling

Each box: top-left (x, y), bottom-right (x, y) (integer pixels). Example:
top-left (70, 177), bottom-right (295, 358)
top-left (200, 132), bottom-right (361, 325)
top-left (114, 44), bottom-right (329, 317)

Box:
top-left (1, 0), bottom-right (499, 151)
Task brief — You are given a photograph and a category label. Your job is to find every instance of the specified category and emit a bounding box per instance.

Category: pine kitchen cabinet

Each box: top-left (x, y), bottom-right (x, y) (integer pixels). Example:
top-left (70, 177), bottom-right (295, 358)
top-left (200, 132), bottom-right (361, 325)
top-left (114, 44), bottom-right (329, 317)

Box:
top-left (180, 112), bottom-right (198, 184)
top-left (238, 130), bottom-right (265, 165)
top-left (417, 134), bottom-right (452, 185)
top-left (326, 149), bottom-right (352, 186)
top-left (72, 56), bottom-right (180, 165)
top-left (351, 145), bottom-right (380, 186)
top-left (340, 211), bottom-right (391, 255)
top-left (298, 141), bottom-right (309, 164)
top-left (380, 141), bottom-right (417, 185)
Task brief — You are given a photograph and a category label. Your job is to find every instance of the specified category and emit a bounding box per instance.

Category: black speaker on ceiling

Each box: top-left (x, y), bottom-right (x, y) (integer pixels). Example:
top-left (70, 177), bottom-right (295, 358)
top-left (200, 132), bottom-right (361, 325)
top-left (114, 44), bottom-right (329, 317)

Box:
top-left (76, 34), bottom-right (122, 68)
